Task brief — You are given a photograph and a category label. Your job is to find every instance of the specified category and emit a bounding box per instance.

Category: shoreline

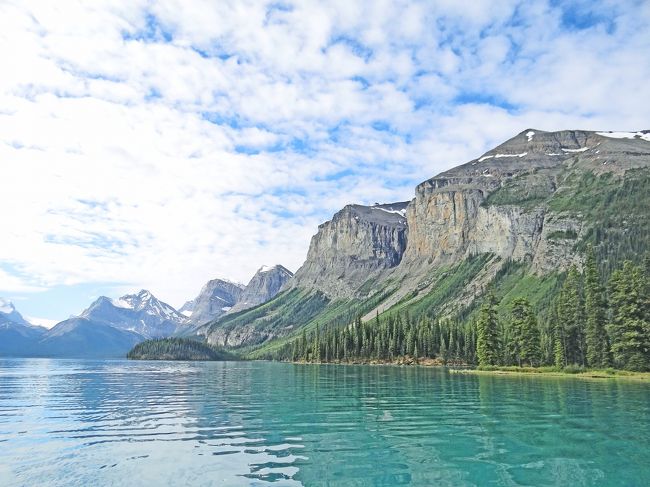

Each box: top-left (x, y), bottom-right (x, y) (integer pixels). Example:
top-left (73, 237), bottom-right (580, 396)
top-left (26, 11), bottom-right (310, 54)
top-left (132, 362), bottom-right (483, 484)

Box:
top-left (287, 359), bottom-right (650, 381)
top-left (449, 366), bottom-right (650, 381)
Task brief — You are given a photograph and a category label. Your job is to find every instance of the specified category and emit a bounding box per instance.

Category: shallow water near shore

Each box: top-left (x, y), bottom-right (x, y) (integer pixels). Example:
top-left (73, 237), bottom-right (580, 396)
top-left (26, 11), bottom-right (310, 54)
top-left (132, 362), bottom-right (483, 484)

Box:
top-left (1, 358), bottom-right (649, 486)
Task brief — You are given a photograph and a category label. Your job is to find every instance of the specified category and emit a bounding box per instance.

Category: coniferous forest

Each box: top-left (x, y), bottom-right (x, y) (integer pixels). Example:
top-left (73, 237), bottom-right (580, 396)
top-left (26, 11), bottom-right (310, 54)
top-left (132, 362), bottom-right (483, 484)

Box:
top-left (279, 249), bottom-right (650, 372)
top-left (127, 338), bottom-right (238, 361)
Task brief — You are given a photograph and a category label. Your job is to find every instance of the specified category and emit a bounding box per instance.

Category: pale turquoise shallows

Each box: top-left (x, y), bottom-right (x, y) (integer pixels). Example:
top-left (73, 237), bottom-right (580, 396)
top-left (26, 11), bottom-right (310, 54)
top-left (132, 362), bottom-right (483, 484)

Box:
top-left (1, 359), bottom-right (649, 486)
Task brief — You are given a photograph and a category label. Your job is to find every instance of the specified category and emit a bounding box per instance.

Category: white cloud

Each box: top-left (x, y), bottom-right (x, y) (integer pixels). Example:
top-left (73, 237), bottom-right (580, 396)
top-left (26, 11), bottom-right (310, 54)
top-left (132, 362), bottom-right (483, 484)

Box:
top-left (0, 0), bottom-right (648, 315)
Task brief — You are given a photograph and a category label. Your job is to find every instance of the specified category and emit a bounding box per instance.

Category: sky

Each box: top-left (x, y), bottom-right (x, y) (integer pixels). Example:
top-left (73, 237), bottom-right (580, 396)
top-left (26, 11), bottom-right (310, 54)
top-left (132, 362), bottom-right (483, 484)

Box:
top-left (1, 0), bottom-right (649, 326)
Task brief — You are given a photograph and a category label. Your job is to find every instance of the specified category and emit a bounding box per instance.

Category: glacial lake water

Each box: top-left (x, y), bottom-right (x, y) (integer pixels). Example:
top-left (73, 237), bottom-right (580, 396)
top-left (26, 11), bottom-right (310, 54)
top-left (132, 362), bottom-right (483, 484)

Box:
top-left (0, 359), bottom-right (649, 486)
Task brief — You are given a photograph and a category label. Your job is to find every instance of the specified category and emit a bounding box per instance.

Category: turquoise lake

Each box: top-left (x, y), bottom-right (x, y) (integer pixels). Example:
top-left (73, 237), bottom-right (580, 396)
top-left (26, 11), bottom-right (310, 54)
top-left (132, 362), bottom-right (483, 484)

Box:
top-left (0, 359), bottom-right (649, 486)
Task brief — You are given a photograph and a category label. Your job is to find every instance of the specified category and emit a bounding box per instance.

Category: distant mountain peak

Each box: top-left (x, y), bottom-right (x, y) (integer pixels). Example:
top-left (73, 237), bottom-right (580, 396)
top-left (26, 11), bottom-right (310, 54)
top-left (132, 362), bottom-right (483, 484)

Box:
top-left (257, 264), bottom-right (292, 277)
top-left (114, 289), bottom-right (173, 314)
top-left (137, 289), bottom-right (152, 299)
top-left (0, 297), bottom-right (16, 314)
top-left (226, 264), bottom-right (294, 314)
top-left (0, 297), bottom-right (31, 327)
top-left (181, 278), bottom-right (244, 325)
top-left (79, 289), bottom-right (187, 339)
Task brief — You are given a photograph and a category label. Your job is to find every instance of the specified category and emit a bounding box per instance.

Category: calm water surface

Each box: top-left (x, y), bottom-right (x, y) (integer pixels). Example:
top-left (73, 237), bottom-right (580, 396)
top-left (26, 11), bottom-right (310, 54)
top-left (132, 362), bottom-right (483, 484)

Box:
top-left (0, 359), bottom-right (649, 486)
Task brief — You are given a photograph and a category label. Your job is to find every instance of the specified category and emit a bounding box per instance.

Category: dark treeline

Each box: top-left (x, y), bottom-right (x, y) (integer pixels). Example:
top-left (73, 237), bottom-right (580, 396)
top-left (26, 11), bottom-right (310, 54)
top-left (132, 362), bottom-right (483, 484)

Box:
top-left (279, 247), bottom-right (650, 372)
top-left (288, 314), bottom-right (476, 365)
top-left (127, 338), bottom-right (238, 361)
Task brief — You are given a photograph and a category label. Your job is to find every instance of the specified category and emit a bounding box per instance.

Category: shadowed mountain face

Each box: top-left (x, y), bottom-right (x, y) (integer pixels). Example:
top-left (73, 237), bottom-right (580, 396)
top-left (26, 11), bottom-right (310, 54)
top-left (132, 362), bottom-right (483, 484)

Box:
top-left (37, 317), bottom-right (143, 358)
top-left (0, 299), bottom-right (47, 356)
top-left (81, 289), bottom-right (188, 338)
top-left (202, 129), bottom-right (650, 350)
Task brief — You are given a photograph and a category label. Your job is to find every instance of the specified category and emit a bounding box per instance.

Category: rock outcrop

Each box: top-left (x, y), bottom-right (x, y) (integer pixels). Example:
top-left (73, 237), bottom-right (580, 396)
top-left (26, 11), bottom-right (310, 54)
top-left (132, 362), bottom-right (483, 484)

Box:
top-left (228, 265), bottom-right (293, 313)
top-left (289, 203), bottom-right (408, 298)
top-left (184, 279), bottom-right (243, 325)
top-left (400, 129), bottom-right (650, 276)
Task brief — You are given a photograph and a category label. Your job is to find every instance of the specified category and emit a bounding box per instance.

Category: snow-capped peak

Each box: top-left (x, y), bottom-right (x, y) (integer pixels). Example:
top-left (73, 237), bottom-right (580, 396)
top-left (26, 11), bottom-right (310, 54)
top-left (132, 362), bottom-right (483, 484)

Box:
top-left (257, 265), bottom-right (293, 278)
top-left (0, 297), bottom-right (16, 314)
top-left (112, 290), bottom-right (181, 320)
top-left (137, 289), bottom-right (152, 300)
top-left (0, 297), bottom-right (31, 326)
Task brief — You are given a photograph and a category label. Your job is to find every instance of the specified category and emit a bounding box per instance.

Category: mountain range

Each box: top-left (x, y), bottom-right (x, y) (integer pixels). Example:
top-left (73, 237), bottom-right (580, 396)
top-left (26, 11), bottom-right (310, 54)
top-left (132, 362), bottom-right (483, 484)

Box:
top-left (3, 128), bottom-right (648, 360)
top-left (195, 129), bottom-right (650, 357)
top-left (0, 265), bottom-right (292, 357)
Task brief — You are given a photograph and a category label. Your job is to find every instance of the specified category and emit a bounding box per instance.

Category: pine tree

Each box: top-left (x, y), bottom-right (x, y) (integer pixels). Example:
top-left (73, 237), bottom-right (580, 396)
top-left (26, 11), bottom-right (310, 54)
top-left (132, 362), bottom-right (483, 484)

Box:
top-left (439, 333), bottom-right (448, 364)
top-left (584, 245), bottom-right (610, 368)
top-left (608, 262), bottom-right (650, 371)
top-left (313, 324), bottom-right (321, 362)
top-left (510, 297), bottom-right (541, 367)
top-left (556, 266), bottom-right (586, 366)
top-left (300, 328), bottom-right (308, 362)
top-left (476, 294), bottom-right (500, 367)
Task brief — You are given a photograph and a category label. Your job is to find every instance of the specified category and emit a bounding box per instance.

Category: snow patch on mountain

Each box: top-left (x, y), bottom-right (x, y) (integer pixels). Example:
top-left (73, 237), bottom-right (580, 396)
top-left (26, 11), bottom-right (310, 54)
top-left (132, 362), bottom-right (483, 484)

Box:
top-left (597, 131), bottom-right (650, 142)
top-left (0, 298), bottom-right (15, 314)
top-left (371, 206), bottom-right (407, 217)
top-left (478, 152), bottom-right (528, 162)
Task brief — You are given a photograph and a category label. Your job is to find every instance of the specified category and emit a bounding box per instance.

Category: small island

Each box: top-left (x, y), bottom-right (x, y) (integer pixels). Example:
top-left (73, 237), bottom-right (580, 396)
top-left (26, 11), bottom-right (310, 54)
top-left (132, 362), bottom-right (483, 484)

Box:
top-left (127, 338), bottom-right (238, 361)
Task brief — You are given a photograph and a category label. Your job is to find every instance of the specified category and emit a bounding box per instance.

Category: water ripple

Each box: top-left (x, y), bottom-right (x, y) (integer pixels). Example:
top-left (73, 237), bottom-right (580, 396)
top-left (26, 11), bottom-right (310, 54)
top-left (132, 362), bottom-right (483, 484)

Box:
top-left (0, 359), bottom-right (649, 486)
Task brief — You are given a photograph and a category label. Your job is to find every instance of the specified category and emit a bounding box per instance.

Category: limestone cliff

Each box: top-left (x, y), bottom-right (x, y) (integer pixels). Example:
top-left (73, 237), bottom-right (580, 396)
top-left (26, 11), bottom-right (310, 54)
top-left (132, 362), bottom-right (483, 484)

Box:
top-left (289, 202), bottom-right (408, 298)
top-left (205, 129), bottom-right (650, 350)
top-left (400, 129), bottom-right (650, 276)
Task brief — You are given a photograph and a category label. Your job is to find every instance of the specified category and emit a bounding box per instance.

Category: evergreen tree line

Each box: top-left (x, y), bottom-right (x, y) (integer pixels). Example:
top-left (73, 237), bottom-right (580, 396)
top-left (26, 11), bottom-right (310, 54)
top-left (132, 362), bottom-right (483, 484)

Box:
top-left (283, 313), bottom-right (477, 365)
top-left (472, 247), bottom-right (649, 371)
top-left (280, 247), bottom-right (650, 371)
top-left (127, 338), bottom-right (238, 361)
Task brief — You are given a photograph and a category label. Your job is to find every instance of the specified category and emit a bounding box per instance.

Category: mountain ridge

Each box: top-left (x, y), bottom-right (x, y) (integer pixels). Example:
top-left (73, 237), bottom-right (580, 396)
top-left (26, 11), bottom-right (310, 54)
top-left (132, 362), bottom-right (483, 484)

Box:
top-left (4, 128), bottom-right (649, 359)
top-left (80, 289), bottom-right (189, 338)
top-left (199, 128), bottom-right (650, 352)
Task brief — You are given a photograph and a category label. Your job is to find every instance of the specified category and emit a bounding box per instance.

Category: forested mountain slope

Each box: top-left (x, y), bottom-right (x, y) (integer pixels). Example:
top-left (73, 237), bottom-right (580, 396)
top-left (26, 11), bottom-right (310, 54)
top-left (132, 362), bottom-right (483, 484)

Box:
top-left (198, 129), bottom-right (649, 364)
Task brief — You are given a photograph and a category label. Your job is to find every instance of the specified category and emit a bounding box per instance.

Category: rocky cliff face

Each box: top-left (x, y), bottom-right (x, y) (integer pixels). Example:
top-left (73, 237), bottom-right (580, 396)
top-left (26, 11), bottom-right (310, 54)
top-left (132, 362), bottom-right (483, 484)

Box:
top-left (228, 265), bottom-right (293, 313)
top-left (184, 279), bottom-right (243, 325)
top-left (290, 203), bottom-right (408, 298)
top-left (400, 129), bottom-right (650, 277)
top-left (204, 129), bottom-right (650, 350)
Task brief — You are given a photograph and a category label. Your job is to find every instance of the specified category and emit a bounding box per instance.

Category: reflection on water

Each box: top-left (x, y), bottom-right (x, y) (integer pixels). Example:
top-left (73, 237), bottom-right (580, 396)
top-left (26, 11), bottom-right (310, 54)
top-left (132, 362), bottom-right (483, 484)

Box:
top-left (0, 359), bottom-right (649, 486)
